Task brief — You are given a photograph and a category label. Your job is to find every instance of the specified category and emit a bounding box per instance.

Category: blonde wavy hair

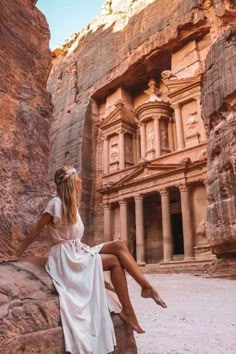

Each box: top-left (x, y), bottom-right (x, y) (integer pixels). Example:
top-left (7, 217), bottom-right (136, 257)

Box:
top-left (54, 166), bottom-right (82, 224)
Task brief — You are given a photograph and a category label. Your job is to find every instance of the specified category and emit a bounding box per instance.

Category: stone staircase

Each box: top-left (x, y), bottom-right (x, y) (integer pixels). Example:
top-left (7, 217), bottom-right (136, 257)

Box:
top-left (141, 258), bottom-right (216, 276)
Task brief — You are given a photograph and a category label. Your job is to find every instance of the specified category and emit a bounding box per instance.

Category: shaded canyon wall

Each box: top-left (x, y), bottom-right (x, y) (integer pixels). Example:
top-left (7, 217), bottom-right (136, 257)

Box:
top-left (0, 0), bottom-right (52, 257)
top-left (201, 26), bottom-right (236, 260)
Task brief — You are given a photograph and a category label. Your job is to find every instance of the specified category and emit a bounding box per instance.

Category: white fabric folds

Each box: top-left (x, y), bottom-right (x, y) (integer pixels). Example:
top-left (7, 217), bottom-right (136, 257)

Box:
top-left (44, 197), bottom-right (121, 354)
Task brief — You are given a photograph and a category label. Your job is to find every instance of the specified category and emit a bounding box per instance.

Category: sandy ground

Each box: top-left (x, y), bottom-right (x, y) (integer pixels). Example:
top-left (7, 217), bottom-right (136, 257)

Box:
top-left (127, 274), bottom-right (236, 354)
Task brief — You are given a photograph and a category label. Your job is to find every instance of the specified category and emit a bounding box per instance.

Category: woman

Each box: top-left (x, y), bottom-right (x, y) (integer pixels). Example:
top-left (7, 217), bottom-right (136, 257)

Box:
top-left (5, 166), bottom-right (167, 354)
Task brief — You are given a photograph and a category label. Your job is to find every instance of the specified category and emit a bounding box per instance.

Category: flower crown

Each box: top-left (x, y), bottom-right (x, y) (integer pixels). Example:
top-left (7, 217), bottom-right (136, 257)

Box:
top-left (55, 168), bottom-right (77, 185)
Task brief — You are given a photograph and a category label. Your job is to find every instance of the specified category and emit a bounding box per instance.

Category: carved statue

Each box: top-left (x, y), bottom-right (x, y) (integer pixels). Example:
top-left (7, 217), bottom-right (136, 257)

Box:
top-left (160, 128), bottom-right (168, 148)
top-left (125, 139), bottom-right (133, 162)
top-left (187, 111), bottom-right (198, 129)
top-left (110, 144), bottom-right (119, 162)
top-left (145, 79), bottom-right (162, 102)
top-left (147, 129), bottom-right (154, 149)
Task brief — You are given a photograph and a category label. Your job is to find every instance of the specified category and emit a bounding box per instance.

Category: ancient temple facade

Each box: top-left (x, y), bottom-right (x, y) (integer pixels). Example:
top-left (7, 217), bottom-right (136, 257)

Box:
top-left (48, 0), bottom-right (236, 269)
top-left (94, 70), bottom-right (210, 265)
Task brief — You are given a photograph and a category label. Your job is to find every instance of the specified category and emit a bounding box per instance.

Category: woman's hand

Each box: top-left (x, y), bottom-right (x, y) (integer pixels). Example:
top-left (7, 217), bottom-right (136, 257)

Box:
top-left (0, 255), bottom-right (18, 263)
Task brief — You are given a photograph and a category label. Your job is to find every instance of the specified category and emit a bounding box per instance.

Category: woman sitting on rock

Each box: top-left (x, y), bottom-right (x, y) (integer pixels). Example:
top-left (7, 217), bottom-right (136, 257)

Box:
top-left (5, 166), bottom-right (167, 354)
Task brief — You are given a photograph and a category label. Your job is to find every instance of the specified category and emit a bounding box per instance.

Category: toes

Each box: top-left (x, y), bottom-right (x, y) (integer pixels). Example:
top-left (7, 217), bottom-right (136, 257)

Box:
top-left (137, 328), bottom-right (145, 334)
top-left (159, 298), bottom-right (167, 308)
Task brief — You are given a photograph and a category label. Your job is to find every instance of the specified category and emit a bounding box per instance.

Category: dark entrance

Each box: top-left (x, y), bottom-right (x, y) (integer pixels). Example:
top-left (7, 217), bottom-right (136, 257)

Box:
top-left (171, 213), bottom-right (184, 255)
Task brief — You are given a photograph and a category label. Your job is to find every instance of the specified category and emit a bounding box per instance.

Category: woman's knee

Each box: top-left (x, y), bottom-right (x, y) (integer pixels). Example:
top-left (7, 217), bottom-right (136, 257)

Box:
top-left (101, 254), bottom-right (120, 270)
top-left (112, 240), bottom-right (127, 253)
top-left (110, 254), bottom-right (121, 268)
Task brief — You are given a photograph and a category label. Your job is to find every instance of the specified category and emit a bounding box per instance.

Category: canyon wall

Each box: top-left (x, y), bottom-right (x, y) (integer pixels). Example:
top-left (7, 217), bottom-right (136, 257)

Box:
top-left (0, 2), bottom-right (137, 352)
top-left (0, 0), bottom-right (52, 257)
top-left (48, 0), bottom-right (236, 244)
top-left (201, 26), bottom-right (236, 259)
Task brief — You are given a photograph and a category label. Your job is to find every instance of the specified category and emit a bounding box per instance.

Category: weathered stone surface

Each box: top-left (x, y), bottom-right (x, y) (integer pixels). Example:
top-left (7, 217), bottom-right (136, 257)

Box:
top-left (0, 259), bottom-right (137, 354)
top-left (207, 258), bottom-right (236, 279)
top-left (0, 0), bottom-right (53, 257)
top-left (201, 27), bottom-right (236, 256)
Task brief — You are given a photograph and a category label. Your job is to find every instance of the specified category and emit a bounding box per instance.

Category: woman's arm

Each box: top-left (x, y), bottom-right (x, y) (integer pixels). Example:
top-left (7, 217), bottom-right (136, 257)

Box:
top-left (1, 213), bottom-right (53, 262)
top-left (15, 213), bottom-right (53, 258)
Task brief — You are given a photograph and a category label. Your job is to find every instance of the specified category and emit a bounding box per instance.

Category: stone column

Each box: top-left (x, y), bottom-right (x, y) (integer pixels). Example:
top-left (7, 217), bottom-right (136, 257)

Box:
top-left (104, 203), bottom-right (111, 242)
top-left (172, 119), bottom-right (177, 150)
top-left (154, 117), bottom-right (161, 157)
top-left (119, 199), bottom-right (128, 243)
top-left (173, 103), bottom-right (185, 150)
top-left (136, 131), bottom-right (140, 162)
top-left (196, 96), bottom-right (207, 142)
top-left (168, 118), bottom-right (174, 151)
top-left (119, 129), bottom-right (125, 170)
top-left (179, 184), bottom-right (194, 260)
top-left (140, 123), bottom-right (146, 159)
top-left (160, 188), bottom-right (173, 261)
top-left (103, 136), bottom-right (109, 174)
top-left (132, 133), bottom-right (136, 164)
top-left (134, 194), bottom-right (145, 264)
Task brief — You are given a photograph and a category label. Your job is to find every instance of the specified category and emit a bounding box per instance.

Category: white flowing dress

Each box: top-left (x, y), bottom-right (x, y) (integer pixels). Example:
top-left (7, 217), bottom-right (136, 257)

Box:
top-left (44, 197), bottom-right (121, 354)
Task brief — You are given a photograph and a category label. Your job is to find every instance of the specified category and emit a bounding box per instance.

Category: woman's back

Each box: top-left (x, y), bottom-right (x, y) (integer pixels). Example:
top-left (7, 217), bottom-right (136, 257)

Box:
top-left (44, 196), bottom-right (84, 245)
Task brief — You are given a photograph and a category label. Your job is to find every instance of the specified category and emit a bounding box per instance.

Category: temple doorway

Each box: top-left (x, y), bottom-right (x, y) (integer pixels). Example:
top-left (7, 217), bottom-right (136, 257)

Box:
top-left (171, 213), bottom-right (184, 256)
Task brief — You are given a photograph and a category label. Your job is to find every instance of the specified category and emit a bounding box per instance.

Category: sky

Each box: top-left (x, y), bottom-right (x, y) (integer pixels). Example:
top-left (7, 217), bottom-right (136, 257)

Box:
top-left (37, 0), bottom-right (105, 49)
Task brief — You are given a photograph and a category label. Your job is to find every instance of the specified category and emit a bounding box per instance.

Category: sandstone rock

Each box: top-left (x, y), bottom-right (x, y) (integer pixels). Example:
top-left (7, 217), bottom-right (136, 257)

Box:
top-left (201, 27), bottom-right (236, 256)
top-left (0, 0), bottom-right (53, 258)
top-left (207, 258), bottom-right (236, 279)
top-left (0, 259), bottom-right (137, 354)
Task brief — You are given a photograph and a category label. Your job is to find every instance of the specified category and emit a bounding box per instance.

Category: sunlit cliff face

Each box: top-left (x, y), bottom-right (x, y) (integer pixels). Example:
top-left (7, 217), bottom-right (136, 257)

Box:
top-left (102, 0), bottom-right (155, 13)
top-left (52, 0), bottom-right (156, 55)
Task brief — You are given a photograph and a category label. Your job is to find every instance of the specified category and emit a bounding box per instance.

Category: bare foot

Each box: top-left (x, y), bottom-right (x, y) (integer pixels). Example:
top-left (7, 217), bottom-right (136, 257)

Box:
top-left (141, 286), bottom-right (167, 308)
top-left (119, 310), bottom-right (145, 334)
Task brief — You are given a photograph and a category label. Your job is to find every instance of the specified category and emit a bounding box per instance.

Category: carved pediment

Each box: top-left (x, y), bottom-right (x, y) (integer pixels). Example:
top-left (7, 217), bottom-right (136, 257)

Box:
top-left (161, 73), bottom-right (202, 97)
top-left (100, 101), bottom-right (137, 130)
top-left (114, 162), bottom-right (185, 187)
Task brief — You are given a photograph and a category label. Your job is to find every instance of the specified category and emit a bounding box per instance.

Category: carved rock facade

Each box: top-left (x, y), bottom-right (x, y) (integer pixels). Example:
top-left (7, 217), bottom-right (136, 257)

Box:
top-left (48, 0), bottom-right (236, 270)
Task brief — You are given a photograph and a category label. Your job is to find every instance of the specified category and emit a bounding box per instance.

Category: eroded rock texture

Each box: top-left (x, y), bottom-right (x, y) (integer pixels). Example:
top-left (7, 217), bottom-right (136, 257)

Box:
top-left (0, 259), bottom-right (137, 354)
top-left (201, 27), bottom-right (236, 257)
top-left (0, 0), bottom-right (52, 257)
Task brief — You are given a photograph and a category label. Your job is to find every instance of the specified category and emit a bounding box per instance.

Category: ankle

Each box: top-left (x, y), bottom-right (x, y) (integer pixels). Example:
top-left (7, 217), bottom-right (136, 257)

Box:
top-left (141, 284), bottom-right (152, 291)
top-left (122, 308), bottom-right (135, 316)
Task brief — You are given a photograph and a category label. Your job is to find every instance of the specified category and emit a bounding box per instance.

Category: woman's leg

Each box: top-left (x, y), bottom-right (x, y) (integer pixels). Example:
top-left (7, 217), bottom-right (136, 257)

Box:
top-left (101, 253), bottom-right (145, 333)
top-left (100, 241), bottom-right (167, 308)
